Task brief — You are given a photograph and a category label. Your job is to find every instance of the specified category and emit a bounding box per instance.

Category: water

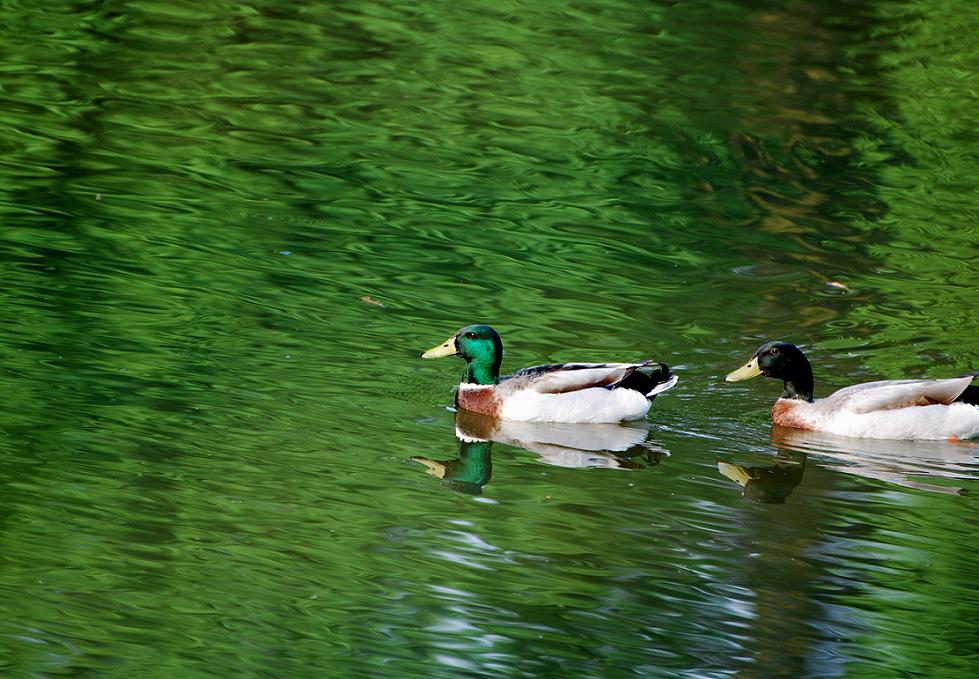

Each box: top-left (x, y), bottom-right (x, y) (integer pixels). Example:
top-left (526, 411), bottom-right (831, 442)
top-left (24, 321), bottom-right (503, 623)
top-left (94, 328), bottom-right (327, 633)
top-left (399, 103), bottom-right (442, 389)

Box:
top-left (2, 0), bottom-right (979, 676)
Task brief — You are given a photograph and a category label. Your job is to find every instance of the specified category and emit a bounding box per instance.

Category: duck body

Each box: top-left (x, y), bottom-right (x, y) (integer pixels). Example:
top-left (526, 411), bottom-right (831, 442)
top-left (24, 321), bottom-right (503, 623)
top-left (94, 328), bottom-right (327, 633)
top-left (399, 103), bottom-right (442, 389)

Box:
top-left (423, 324), bottom-right (677, 424)
top-left (457, 363), bottom-right (663, 423)
top-left (771, 378), bottom-right (979, 439)
top-left (727, 341), bottom-right (979, 441)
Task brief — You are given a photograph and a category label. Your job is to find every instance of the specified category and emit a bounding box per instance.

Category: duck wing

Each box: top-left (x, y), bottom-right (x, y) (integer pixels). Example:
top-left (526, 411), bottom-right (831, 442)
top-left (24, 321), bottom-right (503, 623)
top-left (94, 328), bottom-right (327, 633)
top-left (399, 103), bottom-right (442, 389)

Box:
top-left (507, 361), bottom-right (668, 395)
top-left (826, 376), bottom-right (975, 414)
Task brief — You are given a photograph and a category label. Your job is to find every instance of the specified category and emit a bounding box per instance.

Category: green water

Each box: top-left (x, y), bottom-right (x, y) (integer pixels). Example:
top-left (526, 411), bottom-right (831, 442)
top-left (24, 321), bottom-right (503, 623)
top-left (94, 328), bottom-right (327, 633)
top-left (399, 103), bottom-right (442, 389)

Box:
top-left (2, 0), bottom-right (979, 676)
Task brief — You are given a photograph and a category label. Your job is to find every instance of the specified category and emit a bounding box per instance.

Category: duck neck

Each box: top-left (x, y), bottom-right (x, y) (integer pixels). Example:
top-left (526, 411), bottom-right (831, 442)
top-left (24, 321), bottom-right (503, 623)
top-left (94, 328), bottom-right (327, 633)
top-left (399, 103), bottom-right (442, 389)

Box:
top-left (781, 375), bottom-right (814, 403)
top-left (463, 357), bottom-right (500, 386)
top-left (444, 439), bottom-right (493, 494)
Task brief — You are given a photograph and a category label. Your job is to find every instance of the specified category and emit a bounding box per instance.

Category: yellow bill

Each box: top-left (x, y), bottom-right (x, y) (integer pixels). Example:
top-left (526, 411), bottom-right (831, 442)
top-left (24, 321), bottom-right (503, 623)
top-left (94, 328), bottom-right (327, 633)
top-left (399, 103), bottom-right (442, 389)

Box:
top-left (725, 356), bottom-right (762, 382)
top-left (717, 462), bottom-right (753, 488)
top-left (422, 334), bottom-right (458, 359)
top-left (411, 457), bottom-right (448, 478)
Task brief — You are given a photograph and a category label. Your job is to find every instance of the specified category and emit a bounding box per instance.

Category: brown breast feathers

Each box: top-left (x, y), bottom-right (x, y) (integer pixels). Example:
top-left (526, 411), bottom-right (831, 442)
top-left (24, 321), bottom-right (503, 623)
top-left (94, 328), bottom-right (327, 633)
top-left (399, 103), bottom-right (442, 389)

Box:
top-left (771, 400), bottom-right (812, 430)
top-left (457, 387), bottom-right (503, 417)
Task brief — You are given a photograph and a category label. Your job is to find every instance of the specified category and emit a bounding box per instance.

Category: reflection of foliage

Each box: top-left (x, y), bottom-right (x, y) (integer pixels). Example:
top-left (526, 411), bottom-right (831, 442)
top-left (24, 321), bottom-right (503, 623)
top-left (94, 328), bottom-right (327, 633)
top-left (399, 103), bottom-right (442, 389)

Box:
top-left (818, 5), bottom-right (979, 677)
top-left (847, 0), bottom-right (979, 376)
top-left (2, 1), bottom-right (979, 677)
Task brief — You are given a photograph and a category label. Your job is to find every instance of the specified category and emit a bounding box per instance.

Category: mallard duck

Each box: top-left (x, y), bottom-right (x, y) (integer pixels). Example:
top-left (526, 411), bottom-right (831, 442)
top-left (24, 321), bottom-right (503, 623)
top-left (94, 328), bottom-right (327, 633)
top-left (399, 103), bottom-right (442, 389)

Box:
top-left (422, 324), bottom-right (677, 423)
top-left (726, 340), bottom-right (979, 440)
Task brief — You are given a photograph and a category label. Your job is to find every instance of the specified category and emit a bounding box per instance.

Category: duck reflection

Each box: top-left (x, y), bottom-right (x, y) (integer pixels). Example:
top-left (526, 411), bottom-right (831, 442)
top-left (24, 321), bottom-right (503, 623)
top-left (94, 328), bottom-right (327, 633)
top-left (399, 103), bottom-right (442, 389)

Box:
top-left (772, 425), bottom-right (979, 495)
top-left (412, 436), bottom-right (493, 495)
top-left (413, 411), bottom-right (669, 493)
top-left (717, 450), bottom-right (806, 504)
top-left (718, 425), bottom-right (979, 501)
top-left (454, 410), bottom-right (668, 470)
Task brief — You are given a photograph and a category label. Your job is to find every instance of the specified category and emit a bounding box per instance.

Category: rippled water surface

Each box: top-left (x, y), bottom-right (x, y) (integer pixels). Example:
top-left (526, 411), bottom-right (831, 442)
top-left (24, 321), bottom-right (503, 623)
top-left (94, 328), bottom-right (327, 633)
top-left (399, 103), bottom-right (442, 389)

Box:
top-left (3, 0), bottom-right (979, 677)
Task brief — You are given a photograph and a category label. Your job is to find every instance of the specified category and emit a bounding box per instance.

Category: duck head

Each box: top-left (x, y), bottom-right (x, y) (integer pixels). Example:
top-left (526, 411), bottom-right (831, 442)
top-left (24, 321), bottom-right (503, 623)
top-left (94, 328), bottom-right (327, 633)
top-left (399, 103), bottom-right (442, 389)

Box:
top-left (726, 340), bottom-right (814, 402)
top-left (422, 324), bottom-right (504, 385)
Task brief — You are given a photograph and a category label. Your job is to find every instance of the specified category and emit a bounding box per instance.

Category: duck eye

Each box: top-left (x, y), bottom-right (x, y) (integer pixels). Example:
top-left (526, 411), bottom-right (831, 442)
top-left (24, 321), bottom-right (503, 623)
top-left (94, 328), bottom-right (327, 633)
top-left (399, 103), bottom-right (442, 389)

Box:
top-left (464, 332), bottom-right (477, 339)
top-left (770, 347), bottom-right (780, 356)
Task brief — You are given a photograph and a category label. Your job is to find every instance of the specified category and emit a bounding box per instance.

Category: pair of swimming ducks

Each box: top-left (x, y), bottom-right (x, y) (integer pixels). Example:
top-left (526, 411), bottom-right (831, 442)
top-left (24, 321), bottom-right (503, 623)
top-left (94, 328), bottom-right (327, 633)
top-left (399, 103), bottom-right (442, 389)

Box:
top-left (423, 324), bottom-right (979, 441)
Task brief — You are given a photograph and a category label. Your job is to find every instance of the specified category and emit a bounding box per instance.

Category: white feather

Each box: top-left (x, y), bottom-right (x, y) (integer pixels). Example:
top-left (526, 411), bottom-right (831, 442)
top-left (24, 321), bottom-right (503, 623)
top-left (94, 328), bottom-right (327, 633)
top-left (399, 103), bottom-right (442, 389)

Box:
top-left (647, 374), bottom-right (679, 397)
top-left (828, 376), bottom-right (974, 413)
top-left (784, 399), bottom-right (979, 440)
top-left (500, 386), bottom-right (651, 423)
top-left (520, 364), bottom-right (642, 393)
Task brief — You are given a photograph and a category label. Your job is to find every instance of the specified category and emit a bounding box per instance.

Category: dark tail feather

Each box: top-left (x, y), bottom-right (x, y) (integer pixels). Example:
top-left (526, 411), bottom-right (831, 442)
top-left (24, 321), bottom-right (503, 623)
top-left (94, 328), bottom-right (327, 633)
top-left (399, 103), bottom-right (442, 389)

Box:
top-left (615, 363), bottom-right (675, 401)
top-left (955, 384), bottom-right (979, 405)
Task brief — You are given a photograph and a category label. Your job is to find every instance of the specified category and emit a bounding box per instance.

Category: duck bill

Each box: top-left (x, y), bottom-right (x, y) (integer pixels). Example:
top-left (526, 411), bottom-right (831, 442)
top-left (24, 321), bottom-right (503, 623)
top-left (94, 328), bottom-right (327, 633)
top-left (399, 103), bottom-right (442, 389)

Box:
top-left (411, 457), bottom-right (447, 478)
top-left (717, 461), bottom-right (752, 487)
top-left (725, 356), bottom-right (762, 382)
top-left (422, 334), bottom-right (458, 359)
